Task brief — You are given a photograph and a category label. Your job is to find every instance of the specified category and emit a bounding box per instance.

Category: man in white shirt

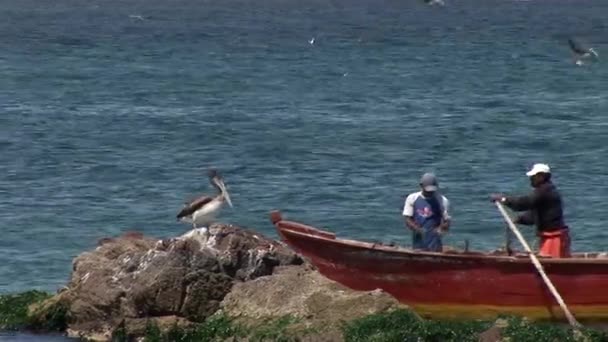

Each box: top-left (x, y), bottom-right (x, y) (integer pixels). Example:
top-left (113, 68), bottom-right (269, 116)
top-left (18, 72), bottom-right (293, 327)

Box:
top-left (402, 173), bottom-right (451, 252)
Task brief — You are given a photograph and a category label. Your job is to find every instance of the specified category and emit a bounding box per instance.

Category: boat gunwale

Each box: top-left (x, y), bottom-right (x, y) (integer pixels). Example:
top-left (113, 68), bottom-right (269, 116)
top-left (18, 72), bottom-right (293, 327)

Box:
top-left (275, 219), bottom-right (608, 265)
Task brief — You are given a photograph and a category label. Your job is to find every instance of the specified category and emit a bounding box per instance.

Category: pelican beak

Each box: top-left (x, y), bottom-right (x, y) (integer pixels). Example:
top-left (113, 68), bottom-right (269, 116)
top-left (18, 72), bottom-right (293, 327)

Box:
top-left (224, 190), bottom-right (233, 208)
top-left (214, 177), bottom-right (233, 208)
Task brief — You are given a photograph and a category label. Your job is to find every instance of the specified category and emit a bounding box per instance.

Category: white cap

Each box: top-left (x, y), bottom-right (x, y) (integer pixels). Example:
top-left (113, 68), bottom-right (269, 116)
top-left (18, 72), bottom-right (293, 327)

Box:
top-left (526, 163), bottom-right (551, 177)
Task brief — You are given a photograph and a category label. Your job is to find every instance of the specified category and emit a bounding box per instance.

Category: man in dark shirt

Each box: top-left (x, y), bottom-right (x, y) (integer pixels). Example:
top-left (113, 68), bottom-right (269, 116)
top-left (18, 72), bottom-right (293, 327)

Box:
top-left (491, 163), bottom-right (570, 258)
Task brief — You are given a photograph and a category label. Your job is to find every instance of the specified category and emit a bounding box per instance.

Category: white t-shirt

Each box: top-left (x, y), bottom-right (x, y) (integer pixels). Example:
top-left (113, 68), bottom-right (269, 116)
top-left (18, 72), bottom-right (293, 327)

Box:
top-left (402, 191), bottom-right (451, 221)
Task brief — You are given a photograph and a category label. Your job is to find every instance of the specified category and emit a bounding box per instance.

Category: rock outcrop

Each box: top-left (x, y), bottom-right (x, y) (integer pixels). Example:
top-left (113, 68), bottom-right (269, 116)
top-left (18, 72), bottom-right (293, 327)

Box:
top-left (220, 264), bottom-right (408, 340)
top-left (28, 222), bottom-right (413, 341)
top-left (33, 224), bottom-right (303, 340)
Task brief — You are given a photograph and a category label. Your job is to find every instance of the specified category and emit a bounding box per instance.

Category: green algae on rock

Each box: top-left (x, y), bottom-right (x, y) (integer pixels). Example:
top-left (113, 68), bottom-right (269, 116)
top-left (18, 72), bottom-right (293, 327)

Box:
top-left (0, 290), bottom-right (50, 330)
top-left (5, 289), bottom-right (608, 342)
top-left (0, 290), bottom-right (68, 332)
top-left (343, 311), bottom-right (608, 342)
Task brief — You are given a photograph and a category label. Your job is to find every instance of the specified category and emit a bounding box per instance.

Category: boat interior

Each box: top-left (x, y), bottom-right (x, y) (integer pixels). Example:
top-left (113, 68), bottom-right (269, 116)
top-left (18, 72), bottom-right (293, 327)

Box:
top-left (270, 211), bottom-right (608, 261)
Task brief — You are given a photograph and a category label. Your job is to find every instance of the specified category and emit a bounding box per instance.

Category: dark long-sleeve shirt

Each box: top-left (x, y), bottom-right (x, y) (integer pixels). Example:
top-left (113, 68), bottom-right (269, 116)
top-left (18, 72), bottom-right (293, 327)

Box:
top-left (503, 181), bottom-right (566, 232)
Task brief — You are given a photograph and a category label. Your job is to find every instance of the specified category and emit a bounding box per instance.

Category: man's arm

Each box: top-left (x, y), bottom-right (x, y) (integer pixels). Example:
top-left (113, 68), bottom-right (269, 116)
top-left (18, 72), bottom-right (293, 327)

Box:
top-left (515, 210), bottom-right (535, 226)
top-left (438, 196), bottom-right (451, 233)
top-left (504, 191), bottom-right (541, 212)
top-left (403, 194), bottom-right (424, 235)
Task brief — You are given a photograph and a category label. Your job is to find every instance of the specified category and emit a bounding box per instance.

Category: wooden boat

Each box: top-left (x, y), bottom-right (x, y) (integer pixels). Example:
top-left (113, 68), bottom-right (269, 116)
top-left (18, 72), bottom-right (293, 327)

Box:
top-left (270, 211), bottom-right (608, 322)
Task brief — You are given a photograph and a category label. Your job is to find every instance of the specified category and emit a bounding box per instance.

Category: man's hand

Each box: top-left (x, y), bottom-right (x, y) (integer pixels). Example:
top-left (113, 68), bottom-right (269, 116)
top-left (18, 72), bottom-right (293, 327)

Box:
top-left (405, 217), bottom-right (425, 236)
top-left (435, 227), bottom-right (445, 236)
top-left (490, 193), bottom-right (506, 203)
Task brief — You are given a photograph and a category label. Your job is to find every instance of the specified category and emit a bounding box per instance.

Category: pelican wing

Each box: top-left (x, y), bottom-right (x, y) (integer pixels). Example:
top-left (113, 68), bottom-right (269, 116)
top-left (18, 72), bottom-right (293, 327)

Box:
top-left (589, 48), bottom-right (599, 58)
top-left (177, 196), bottom-right (213, 219)
top-left (568, 38), bottom-right (587, 55)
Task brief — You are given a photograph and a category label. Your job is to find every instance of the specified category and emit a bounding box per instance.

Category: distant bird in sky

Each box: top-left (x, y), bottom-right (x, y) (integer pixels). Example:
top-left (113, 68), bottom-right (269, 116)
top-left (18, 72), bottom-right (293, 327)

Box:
top-left (424, 0), bottom-right (445, 6)
top-left (176, 169), bottom-right (233, 231)
top-left (568, 38), bottom-right (599, 65)
top-left (309, 37), bottom-right (315, 45)
top-left (129, 14), bottom-right (145, 21)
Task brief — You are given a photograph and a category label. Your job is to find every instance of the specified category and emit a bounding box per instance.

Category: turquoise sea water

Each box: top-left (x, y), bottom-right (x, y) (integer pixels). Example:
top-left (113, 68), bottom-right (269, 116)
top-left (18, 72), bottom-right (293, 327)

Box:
top-left (2, 0), bottom-right (608, 311)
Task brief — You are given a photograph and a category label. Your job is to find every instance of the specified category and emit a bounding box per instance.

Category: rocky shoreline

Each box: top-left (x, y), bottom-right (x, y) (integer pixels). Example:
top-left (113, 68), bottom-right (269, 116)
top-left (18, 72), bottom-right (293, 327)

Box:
top-left (1, 223), bottom-right (607, 341)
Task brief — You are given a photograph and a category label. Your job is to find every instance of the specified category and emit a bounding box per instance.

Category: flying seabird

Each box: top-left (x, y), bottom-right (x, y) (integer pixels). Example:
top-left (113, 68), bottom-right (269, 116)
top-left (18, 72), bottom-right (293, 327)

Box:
top-left (176, 169), bottom-right (233, 231)
top-left (424, 0), bottom-right (445, 6)
top-left (568, 38), bottom-right (599, 65)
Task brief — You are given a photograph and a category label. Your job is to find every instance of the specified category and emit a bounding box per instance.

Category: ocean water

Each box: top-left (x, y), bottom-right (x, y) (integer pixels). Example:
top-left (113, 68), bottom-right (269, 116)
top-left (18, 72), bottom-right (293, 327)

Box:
top-left (2, 0), bottom-right (608, 313)
top-left (0, 332), bottom-right (70, 342)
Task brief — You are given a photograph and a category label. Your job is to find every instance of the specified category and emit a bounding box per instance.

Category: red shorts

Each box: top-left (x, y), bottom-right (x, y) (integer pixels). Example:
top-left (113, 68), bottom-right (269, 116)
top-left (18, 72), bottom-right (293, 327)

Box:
top-left (538, 229), bottom-right (571, 258)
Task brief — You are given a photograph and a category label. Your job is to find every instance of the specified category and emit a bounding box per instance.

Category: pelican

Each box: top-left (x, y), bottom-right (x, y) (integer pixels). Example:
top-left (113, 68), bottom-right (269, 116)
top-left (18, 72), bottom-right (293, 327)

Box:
top-left (129, 14), bottom-right (145, 20)
top-left (424, 0), bottom-right (445, 6)
top-left (176, 169), bottom-right (233, 231)
top-left (568, 38), bottom-right (599, 65)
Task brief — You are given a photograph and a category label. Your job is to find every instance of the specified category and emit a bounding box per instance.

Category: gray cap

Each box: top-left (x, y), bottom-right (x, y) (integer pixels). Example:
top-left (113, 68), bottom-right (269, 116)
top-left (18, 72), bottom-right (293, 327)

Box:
top-left (420, 173), bottom-right (438, 192)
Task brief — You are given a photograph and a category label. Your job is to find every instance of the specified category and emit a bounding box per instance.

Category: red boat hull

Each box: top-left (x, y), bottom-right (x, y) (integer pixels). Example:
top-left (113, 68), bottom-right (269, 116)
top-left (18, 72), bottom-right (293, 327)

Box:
top-left (270, 211), bottom-right (608, 322)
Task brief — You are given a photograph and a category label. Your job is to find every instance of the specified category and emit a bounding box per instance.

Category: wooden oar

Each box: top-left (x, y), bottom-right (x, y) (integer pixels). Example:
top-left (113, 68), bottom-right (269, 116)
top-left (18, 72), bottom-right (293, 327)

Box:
top-left (495, 202), bottom-right (581, 328)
